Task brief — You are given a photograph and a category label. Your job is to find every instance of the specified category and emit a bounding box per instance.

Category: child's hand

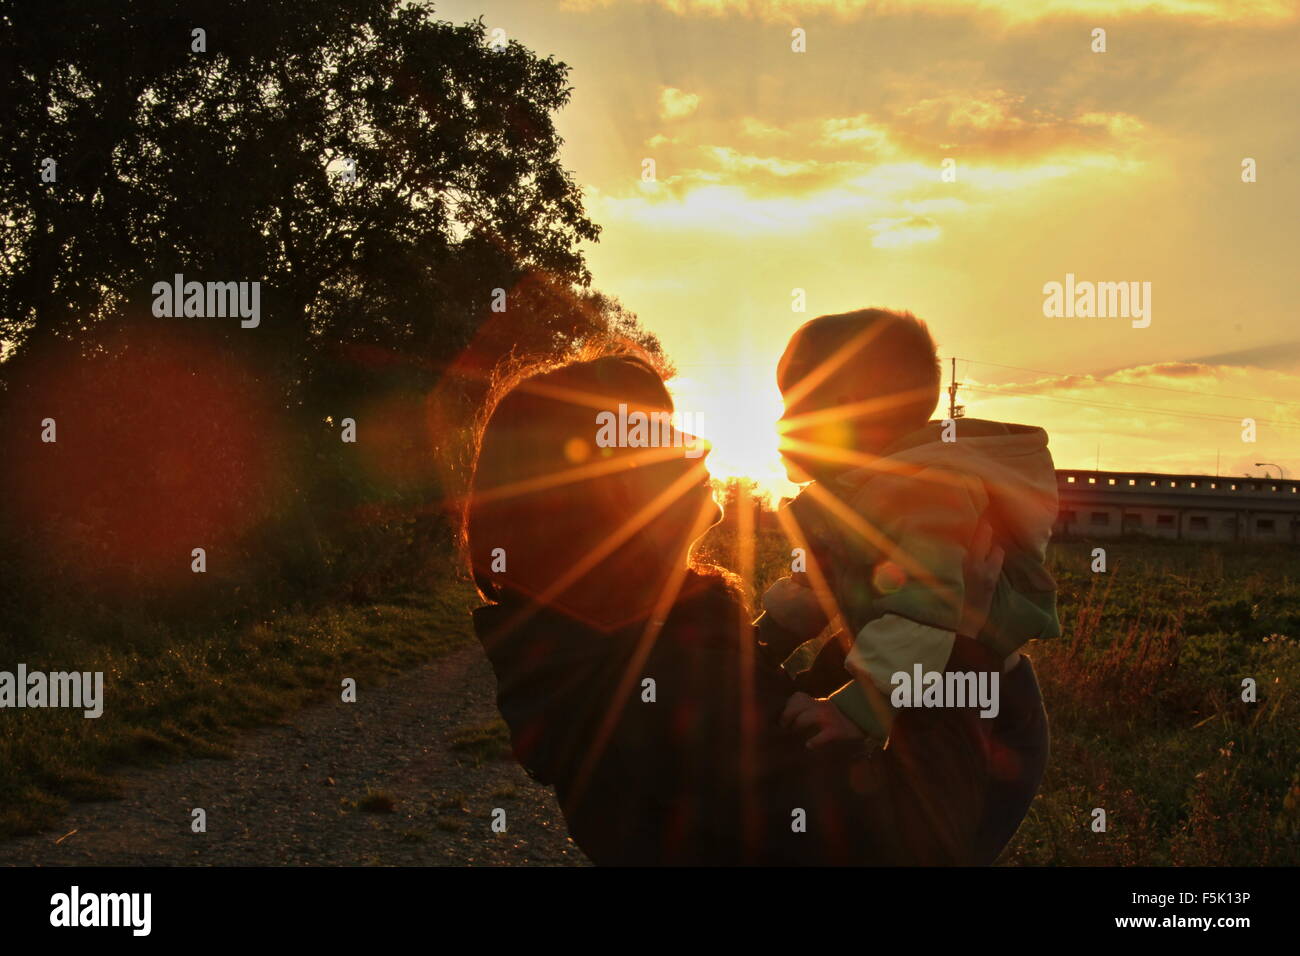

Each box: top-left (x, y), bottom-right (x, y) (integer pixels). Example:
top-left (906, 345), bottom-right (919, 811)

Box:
top-left (781, 692), bottom-right (865, 749)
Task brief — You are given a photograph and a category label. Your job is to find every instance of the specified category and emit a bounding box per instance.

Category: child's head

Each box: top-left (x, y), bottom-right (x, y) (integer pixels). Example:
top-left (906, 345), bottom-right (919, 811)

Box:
top-left (777, 308), bottom-right (941, 482)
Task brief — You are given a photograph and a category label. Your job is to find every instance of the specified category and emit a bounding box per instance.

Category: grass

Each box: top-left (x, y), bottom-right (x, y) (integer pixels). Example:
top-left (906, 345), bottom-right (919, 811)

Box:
top-left (0, 571), bottom-right (479, 839)
top-left (356, 789), bottom-right (398, 814)
top-left (1010, 540), bottom-right (1300, 865)
top-left (449, 719), bottom-right (513, 765)
top-left (695, 519), bottom-right (1300, 866)
top-left (434, 791), bottom-right (468, 812)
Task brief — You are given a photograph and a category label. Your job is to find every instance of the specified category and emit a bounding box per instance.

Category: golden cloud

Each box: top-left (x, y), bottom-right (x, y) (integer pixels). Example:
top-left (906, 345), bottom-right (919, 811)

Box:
top-left (562, 0), bottom-right (1297, 26)
top-left (961, 361), bottom-right (1300, 474)
top-left (621, 98), bottom-right (1145, 209)
top-left (739, 116), bottom-right (792, 139)
top-left (590, 117), bottom-right (1142, 241)
top-left (886, 91), bottom-right (1147, 157)
top-left (659, 86), bottom-right (702, 119)
top-left (869, 215), bottom-right (943, 248)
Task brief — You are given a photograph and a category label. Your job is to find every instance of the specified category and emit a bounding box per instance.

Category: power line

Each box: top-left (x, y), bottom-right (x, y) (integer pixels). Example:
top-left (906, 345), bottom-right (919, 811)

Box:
top-left (957, 357), bottom-right (1300, 411)
top-left (961, 384), bottom-right (1300, 431)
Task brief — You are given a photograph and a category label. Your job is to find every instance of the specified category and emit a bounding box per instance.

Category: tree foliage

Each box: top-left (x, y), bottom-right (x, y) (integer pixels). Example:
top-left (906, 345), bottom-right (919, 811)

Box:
top-left (0, 1), bottom-right (617, 369)
top-left (0, 0), bottom-right (666, 626)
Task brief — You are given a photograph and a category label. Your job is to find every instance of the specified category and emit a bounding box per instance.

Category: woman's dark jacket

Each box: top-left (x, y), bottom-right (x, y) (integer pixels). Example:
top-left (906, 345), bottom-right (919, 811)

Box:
top-left (472, 570), bottom-right (991, 866)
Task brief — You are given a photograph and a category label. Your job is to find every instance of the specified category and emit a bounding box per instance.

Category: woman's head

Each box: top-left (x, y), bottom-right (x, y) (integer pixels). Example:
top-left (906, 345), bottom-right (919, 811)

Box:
top-left (466, 353), bottom-right (721, 630)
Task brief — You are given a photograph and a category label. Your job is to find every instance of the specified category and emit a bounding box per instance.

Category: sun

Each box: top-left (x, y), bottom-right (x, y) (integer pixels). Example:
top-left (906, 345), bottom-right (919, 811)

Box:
top-left (665, 368), bottom-right (800, 504)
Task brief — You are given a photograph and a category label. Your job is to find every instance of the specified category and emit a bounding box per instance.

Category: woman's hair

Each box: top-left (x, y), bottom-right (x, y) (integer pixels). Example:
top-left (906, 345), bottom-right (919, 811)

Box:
top-left (464, 348), bottom-right (709, 628)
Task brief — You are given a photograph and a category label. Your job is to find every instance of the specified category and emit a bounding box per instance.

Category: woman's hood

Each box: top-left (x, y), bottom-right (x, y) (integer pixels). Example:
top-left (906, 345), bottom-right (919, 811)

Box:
top-left (470, 570), bottom-right (744, 789)
top-left (837, 417), bottom-right (1059, 561)
top-left (471, 601), bottom-right (629, 787)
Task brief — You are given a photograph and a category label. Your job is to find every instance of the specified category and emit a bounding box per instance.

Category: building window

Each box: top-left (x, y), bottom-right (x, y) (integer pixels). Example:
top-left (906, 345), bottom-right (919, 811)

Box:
top-left (1066, 476), bottom-right (1076, 483)
top-left (1090, 512), bottom-right (1110, 526)
top-left (1189, 516), bottom-right (1209, 530)
top-left (1271, 485), bottom-right (1279, 492)
top-left (1088, 477), bottom-right (1097, 484)
top-left (1257, 519), bottom-right (1276, 533)
top-left (1128, 478), bottom-right (1137, 486)
top-left (1190, 481), bottom-right (1199, 488)
top-left (1230, 483), bottom-right (1238, 491)
top-left (1108, 478), bottom-right (1116, 485)
top-left (1169, 480), bottom-right (1178, 487)
top-left (1211, 482), bottom-right (1219, 489)
top-left (1156, 515), bottom-right (1175, 528)
top-left (1150, 479), bottom-right (1158, 487)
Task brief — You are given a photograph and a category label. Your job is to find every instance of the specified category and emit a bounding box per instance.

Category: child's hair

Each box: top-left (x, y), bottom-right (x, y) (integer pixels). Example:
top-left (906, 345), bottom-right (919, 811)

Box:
top-left (777, 307), bottom-right (941, 435)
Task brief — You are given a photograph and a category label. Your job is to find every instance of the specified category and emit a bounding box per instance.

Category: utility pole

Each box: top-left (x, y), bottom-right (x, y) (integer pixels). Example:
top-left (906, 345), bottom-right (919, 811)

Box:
top-left (947, 357), bottom-right (964, 420)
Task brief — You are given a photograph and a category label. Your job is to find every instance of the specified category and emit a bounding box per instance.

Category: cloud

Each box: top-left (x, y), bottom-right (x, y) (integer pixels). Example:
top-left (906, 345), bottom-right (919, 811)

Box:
top-left (1181, 341), bottom-right (1300, 373)
top-left (701, 145), bottom-right (847, 181)
top-left (589, 98), bottom-right (1148, 239)
top-left (885, 90), bottom-right (1147, 157)
top-left (816, 114), bottom-right (894, 148)
top-left (869, 215), bottom-right (942, 248)
top-left (961, 361), bottom-right (1300, 474)
top-left (562, 0), bottom-right (1298, 26)
top-left (739, 116), bottom-right (791, 139)
top-left (648, 95), bottom-right (1146, 199)
top-left (966, 361), bottom-right (1300, 431)
top-left (589, 181), bottom-right (893, 234)
top-left (659, 86), bottom-right (701, 120)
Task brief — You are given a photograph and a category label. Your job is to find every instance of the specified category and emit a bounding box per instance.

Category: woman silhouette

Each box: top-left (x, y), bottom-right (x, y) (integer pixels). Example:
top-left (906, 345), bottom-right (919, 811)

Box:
top-left (465, 352), bottom-right (1010, 865)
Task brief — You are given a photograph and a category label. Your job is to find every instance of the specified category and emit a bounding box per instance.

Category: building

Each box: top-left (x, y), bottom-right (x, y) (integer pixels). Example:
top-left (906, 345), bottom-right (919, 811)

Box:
top-left (1054, 470), bottom-right (1300, 543)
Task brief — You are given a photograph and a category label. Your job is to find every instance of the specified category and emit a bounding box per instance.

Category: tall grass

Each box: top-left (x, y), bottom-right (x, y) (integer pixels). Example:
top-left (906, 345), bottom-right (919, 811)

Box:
top-left (694, 518), bottom-right (1300, 865)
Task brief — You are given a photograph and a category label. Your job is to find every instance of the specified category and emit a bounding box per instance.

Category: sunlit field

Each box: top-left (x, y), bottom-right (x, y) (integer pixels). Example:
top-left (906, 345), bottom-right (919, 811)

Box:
top-left (695, 499), bottom-right (1300, 866)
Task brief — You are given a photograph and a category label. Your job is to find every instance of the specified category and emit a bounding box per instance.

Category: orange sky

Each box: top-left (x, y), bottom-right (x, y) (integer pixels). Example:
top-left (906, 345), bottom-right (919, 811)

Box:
top-left (445, 0), bottom-right (1300, 497)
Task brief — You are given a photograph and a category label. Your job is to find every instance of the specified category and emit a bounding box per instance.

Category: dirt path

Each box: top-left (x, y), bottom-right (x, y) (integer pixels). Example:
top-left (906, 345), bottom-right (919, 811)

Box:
top-left (0, 643), bottom-right (588, 866)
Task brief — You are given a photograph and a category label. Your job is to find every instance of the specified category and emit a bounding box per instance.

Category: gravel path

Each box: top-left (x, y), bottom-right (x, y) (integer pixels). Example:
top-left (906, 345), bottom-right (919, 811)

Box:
top-left (0, 643), bottom-right (589, 866)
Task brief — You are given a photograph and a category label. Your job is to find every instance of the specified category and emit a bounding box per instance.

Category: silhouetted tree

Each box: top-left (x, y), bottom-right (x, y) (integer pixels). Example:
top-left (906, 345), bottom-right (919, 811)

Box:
top-left (0, 1), bottom-right (623, 371)
top-left (0, 0), bottom-right (665, 621)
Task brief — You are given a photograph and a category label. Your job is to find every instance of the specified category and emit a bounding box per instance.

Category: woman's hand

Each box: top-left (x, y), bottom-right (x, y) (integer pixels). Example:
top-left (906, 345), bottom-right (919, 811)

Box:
top-left (958, 519), bottom-right (1004, 639)
top-left (781, 692), bottom-right (865, 749)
